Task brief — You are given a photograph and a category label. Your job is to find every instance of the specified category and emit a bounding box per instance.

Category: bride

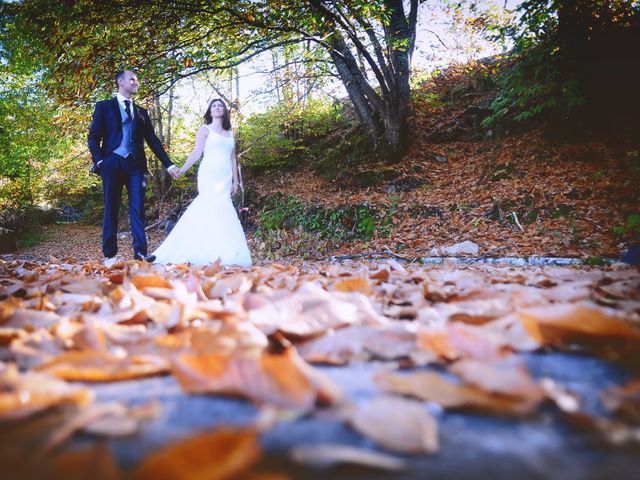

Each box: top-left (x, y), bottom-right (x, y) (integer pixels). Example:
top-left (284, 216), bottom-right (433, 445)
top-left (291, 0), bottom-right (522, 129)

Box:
top-left (152, 98), bottom-right (252, 267)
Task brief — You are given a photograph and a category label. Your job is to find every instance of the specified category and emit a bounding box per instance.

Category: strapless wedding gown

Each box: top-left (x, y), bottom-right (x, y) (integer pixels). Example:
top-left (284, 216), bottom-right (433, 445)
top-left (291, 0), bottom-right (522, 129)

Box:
top-left (153, 126), bottom-right (252, 266)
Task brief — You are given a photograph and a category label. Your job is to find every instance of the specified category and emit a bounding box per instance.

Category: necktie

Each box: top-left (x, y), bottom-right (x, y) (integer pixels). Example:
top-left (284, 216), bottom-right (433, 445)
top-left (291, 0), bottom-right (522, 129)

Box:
top-left (124, 100), bottom-right (132, 120)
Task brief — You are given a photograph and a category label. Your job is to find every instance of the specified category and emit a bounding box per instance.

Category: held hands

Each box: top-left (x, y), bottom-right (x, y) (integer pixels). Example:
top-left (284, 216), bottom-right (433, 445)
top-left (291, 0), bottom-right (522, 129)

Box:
top-left (167, 165), bottom-right (180, 179)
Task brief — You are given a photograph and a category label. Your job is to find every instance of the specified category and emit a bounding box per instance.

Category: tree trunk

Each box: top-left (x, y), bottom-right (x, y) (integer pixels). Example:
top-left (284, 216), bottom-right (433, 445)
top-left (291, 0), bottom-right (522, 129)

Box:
top-left (310, 0), bottom-right (416, 159)
top-left (152, 96), bottom-right (169, 198)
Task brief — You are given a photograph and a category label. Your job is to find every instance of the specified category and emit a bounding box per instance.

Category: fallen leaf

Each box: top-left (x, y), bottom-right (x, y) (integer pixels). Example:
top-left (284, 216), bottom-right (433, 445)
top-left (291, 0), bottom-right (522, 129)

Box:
top-left (376, 370), bottom-right (541, 416)
top-left (130, 275), bottom-right (173, 290)
top-left (519, 303), bottom-right (640, 362)
top-left (40, 402), bottom-right (129, 454)
top-left (290, 443), bottom-right (408, 471)
top-left (540, 378), bottom-right (581, 413)
top-left (133, 427), bottom-right (261, 480)
top-left (449, 358), bottom-right (543, 401)
top-left (602, 379), bottom-right (640, 423)
top-left (332, 277), bottom-right (372, 294)
top-left (36, 350), bottom-right (168, 382)
top-left (349, 396), bottom-right (439, 454)
top-left (50, 443), bottom-right (122, 480)
top-left (172, 347), bottom-right (341, 409)
top-left (0, 364), bottom-right (94, 421)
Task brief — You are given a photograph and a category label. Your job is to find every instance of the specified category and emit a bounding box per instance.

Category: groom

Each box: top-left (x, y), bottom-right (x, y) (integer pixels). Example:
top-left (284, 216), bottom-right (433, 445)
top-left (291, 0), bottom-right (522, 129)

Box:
top-left (88, 70), bottom-right (179, 266)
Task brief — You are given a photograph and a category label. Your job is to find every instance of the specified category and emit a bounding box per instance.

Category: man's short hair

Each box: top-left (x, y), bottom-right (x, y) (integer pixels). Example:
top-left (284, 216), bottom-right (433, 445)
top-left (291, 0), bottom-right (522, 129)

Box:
top-left (115, 70), bottom-right (136, 89)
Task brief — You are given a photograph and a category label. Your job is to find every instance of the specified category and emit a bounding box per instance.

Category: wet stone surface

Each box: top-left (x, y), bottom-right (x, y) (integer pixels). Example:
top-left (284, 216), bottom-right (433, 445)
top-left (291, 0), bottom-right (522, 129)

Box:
top-left (84, 351), bottom-right (638, 479)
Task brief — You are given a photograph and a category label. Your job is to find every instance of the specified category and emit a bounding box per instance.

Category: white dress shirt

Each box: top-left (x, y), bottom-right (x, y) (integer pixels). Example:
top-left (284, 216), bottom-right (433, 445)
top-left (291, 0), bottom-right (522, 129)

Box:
top-left (116, 93), bottom-right (135, 118)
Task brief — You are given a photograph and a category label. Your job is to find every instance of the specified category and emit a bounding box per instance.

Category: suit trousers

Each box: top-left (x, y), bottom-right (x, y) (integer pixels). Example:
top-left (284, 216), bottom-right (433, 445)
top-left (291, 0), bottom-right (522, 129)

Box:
top-left (101, 153), bottom-right (147, 258)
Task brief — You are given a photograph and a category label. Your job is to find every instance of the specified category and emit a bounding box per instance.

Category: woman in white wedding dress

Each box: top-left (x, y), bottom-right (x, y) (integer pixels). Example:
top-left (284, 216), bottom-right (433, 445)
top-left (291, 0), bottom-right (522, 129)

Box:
top-left (152, 99), bottom-right (252, 267)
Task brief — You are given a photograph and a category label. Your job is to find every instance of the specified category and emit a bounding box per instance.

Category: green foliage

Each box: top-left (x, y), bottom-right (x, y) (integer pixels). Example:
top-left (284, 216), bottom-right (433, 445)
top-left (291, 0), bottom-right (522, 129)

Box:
top-left (614, 213), bottom-right (640, 237)
top-left (584, 256), bottom-right (607, 266)
top-left (238, 99), bottom-right (343, 173)
top-left (255, 194), bottom-right (397, 242)
top-left (482, 41), bottom-right (584, 127)
top-left (4, 0), bottom-right (419, 156)
top-left (410, 88), bottom-right (446, 111)
top-left (17, 230), bottom-right (47, 248)
top-left (0, 6), bottom-right (97, 211)
top-left (483, 0), bottom-right (639, 127)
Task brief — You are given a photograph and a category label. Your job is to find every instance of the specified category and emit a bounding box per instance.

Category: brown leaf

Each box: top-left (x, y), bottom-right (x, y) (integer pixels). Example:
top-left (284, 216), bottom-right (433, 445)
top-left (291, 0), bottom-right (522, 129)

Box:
top-left (133, 428), bottom-right (261, 480)
top-left (172, 347), bottom-right (340, 409)
top-left (248, 283), bottom-right (361, 337)
top-left (50, 443), bottom-right (122, 480)
top-left (519, 303), bottom-right (640, 361)
top-left (299, 325), bottom-right (416, 364)
top-left (130, 275), bottom-right (172, 290)
top-left (416, 329), bottom-right (457, 360)
top-left (446, 323), bottom-right (507, 361)
top-left (40, 402), bottom-right (129, 454)
top-left (602, 379), bottom-right (640, 423)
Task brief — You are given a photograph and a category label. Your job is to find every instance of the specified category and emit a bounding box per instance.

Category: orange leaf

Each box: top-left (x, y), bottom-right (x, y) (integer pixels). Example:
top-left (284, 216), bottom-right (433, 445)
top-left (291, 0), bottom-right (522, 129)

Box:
top-left (172, 347), bottom-right (340, 409)
top-left (134, 428), bottom-right (260, 480)
top-left (333, 277), bottom-right (372, 294)
top-left (130, 275), bottom-right (172, 290)
top-left (519, 303), bottom-right (640, 361)
top-left (36, 350), bottom-right (168, 382)
top-left (449, 358), bottom-right (543, 401)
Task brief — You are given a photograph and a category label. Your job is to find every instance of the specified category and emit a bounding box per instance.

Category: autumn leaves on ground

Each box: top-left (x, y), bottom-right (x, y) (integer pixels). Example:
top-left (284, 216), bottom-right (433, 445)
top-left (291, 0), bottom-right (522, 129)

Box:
top-left (1, 256), bottom-right (639, 478)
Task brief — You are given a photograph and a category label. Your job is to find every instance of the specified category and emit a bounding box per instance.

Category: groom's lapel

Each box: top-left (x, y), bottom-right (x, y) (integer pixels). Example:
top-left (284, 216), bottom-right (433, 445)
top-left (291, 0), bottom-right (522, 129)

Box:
top-left (110, 97), bottom-right (123, 130)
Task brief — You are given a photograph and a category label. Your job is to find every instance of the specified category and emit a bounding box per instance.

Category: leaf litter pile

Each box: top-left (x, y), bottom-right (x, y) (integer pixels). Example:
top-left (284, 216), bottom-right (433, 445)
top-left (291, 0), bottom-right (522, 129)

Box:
top-left (1, 257), bottom-right (639, 478)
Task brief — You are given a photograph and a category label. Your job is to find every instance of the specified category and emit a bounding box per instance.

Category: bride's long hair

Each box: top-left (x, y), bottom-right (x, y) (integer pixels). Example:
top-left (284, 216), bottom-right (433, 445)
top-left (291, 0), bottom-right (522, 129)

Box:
top-left (203, 98), bottom-right (231, 130)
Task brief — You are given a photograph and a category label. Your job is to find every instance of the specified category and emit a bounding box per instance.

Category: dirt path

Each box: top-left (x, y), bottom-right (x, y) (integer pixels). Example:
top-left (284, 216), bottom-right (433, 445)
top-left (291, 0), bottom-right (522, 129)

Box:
top-left (14, 223), bottom-right (173, 264)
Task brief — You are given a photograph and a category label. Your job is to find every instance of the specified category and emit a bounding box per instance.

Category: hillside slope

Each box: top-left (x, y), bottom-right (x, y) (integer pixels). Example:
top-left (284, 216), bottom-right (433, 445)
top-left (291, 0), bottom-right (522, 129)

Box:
top-left (243, 69), bottom-right (640, 260)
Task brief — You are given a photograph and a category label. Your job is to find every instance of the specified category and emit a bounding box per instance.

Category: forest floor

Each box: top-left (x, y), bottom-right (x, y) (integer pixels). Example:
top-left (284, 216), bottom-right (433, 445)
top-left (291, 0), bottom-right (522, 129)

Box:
top-left (244, 127), bottom-right (639, 263)
top-left (1, 256), bottom-right (639, 479)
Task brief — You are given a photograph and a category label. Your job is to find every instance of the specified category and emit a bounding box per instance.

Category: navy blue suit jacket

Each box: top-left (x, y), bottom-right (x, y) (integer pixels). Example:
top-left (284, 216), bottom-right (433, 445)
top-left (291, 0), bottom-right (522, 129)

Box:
top-left (87, 97), bottom-right (174, 174)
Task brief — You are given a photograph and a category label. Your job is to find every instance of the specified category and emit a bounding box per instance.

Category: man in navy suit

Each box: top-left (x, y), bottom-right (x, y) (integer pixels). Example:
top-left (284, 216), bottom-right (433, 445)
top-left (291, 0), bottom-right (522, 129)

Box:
top-left (88, 70), bottom-right (179, 266)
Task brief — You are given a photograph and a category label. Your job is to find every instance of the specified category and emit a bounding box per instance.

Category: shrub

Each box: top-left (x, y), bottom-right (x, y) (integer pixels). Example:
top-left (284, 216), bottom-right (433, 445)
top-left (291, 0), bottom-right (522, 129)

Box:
top-left (237, 99), bottom-right (343, 174)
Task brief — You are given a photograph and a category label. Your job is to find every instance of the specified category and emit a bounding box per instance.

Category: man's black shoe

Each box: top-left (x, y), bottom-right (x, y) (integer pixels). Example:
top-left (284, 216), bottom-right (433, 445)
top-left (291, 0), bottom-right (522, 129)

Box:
top-left (134, 252), bottom-right (156, 262)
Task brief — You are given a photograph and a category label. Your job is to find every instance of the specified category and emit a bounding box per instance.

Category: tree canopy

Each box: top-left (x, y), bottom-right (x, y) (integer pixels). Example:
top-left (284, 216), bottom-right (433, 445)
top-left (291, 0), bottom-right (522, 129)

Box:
top-left (3, 0), bottom-right (421, 156)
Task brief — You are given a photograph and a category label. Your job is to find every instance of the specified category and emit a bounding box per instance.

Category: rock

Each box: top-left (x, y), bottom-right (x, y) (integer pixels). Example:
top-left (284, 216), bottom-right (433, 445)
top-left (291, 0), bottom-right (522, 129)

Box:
top-left (383, 176), bottom-right (425, 193)
top-left (429, 241), bottom-right (479, 257)
top-left (428, 152), bottom-right (448, 164)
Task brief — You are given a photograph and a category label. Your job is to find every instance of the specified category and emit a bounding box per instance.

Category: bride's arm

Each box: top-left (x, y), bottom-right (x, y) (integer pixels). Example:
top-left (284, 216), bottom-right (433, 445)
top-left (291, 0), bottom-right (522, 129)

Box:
top-left (231, 143), bottom-right (239, 195)
top-left (179, 126), bottom-right (209, 175)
